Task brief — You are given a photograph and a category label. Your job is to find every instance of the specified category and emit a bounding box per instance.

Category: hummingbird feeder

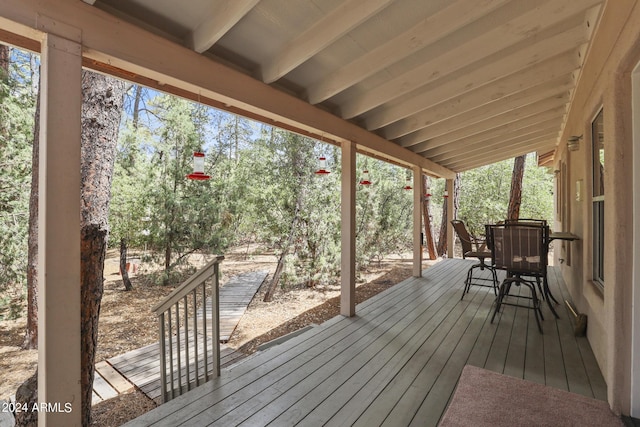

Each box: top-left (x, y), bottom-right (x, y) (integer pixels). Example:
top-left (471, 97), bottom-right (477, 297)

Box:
top-left (315, 156), bottom-right (330, 175)
top-left (359, 170), bottom-right (372, 186)
top-left (403, 176), bottom-right (413, 191)
top-left (186, 152), bottom-right (210, 180)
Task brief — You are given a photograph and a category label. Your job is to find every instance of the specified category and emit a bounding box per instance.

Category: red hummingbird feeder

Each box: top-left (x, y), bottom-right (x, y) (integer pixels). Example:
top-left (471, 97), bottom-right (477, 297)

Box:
top-left (187, 152), bottom-right (210, 180)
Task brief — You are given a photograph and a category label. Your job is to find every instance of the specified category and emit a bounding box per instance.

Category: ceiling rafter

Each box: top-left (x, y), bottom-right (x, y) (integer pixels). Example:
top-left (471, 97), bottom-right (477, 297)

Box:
top-left (305, 0), bottom-right (511, 105)
top-left (397, 82), bottom-right (572, 148)
top-left (25, 0), bottom-right (606, 173)
top-left (363, 23), bottom-right (587, 131)
top-left (422, 117), bottom-right (563, 159)
top-left (383, 53), bottom-right (579, 140)
top-left (0, 0), bottom-right (455, 178)
top-left (260, 0), bottom-right (393, 84)
top-left (339, 0), bottom-right (601, 119)
top-left (430, 124), bottom-right (561, 163)
top-left (188, 0), bottom-right (260, 53)
top-left (443, 145), bottom-right (557, 171)
top-left (449, 138), bottom-right (558, 171)
top-left (411, 106), bottom-right (567, 155)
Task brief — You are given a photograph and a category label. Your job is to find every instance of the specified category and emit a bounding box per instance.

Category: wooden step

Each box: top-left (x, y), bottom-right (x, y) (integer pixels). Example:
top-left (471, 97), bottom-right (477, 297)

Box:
top-left (95, 361), bottom-right (134, 393)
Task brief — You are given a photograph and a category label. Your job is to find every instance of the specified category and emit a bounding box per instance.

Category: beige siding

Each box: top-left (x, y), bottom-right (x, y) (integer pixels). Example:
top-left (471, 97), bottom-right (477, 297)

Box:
top-left (554, 0), bottom-right (640, 415)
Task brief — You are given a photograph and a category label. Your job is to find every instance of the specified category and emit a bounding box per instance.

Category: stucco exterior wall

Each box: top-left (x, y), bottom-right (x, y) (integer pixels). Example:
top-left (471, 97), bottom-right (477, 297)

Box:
top-left (554, 0), bottom-right (640, 415)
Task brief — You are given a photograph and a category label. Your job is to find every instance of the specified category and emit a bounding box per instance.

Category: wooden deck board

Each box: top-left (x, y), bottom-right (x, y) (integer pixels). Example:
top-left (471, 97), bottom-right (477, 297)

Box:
top-left (548, 267), bottom-right (605, 398)
top-left (350, 267), bottom-right (474, 427)
top-left (137, 276), bottom-right (428, 426)
top-left (218, 270), bottom-right (268, 341)
top-left (106, 271), bottom-right (267, 402)
top-left (111, 339), bottom-right (241, 401)
top-left (254, 266), bottom-right (472, 427)
top-left (95, 361), bottom-right (133, 393)
top-left (123, 259), bottom-right (608, 427)
top-left (187, 277), bottom-right (447, 426)
top-left (523, 306), bottom-right (546, 385)
top-left (409, 289), bottom-right (496, 427)
top-left (305, 269), bottom-right (477, 427)
top-left (92, 370), bottom-right (119, 401)
top-left (378, 288), bottom-right (488, 427)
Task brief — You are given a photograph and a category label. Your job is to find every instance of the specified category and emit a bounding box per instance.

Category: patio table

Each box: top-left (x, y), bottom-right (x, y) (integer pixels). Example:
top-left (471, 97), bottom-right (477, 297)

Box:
top-left (549, 231), bottom-right (580, 242)
top-left (544, 231), bottom-right (580, 317)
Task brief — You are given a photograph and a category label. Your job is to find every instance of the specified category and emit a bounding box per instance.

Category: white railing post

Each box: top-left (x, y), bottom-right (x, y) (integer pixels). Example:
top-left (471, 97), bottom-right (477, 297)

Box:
top-left (153, 256), bottom-right (224, 402)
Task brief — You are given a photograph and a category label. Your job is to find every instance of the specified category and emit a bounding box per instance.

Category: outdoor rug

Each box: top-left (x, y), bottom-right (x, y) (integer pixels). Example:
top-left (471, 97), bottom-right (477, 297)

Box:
top-left (439, 365), bottom-right (624, 427)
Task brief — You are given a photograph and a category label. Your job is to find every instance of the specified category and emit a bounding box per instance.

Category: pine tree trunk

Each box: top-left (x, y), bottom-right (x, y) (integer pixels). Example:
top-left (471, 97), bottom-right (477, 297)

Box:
top-left (0, 44), bottom-right (8, 72)
top-left (507, 154), bottom-right (526, 220)
top-left (422, 175), bottom-right (437, 260)
top-left (22, 71), bottom-right (40, 350)
top-left (120, 238), bottom-right (133, 291)
top-left (79, 70), bottom-right (126, 426)
top-left (164, 225), bottom-right (173, 278)
top-left (14, 370), bottom-right (37, 427)
top-left (263, 182), bottom-right (304, 302)
top-left (436, 174), bottom-right (461, 256)
top-left (132, 84), bottom-right (142, 130)
top-left (436, 203), bottom-right (447, 256)
top-left (263, 134), bottom-right (308, 302)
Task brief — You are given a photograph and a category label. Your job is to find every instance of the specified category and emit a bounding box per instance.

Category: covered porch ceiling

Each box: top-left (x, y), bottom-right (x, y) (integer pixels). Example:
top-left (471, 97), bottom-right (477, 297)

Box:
top-left (0, 0), bottom-right (604, 175)
top-left (82, 0), bottom-right (603, 173)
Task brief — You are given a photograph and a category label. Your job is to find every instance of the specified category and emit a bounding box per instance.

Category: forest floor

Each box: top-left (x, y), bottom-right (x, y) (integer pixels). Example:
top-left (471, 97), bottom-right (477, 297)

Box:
top-left (0, 245), bottom-right (440, 426)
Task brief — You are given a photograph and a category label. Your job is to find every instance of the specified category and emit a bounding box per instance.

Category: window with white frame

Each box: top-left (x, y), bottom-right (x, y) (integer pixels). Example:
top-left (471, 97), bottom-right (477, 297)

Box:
top-left (592, 109), bottom-right (604, 288)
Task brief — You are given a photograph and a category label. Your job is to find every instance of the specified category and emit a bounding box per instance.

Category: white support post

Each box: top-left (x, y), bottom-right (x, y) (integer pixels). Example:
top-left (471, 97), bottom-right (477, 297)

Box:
top-left (412, 166), bottom-right (423, 277)
top-left (341, 141), bottom-right (356, 317)
top-left (37, 33), bottom-right (82, 426)
top-left (446, 178), bottom-right (455, 258)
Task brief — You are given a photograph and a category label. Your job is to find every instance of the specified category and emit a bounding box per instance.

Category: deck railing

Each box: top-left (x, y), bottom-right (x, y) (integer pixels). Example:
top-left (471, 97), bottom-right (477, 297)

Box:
top-left (152, 255), bottom-right (224, 402)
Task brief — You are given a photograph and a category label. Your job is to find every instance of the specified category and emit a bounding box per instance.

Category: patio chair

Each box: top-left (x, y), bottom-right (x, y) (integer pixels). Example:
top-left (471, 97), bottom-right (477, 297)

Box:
top-left (489, 223), bottom-right (548, 333)
top-left (503, 218), bottom-right (559, 316)
top-left (451, 220), bottom-right (498, 300)
top-left (503, 218), bottom-right (547, 227)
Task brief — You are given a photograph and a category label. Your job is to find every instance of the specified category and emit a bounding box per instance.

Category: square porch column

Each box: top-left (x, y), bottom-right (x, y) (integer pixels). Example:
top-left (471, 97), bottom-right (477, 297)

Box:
top-left (38, 32), bottom-right (82, 426)
top-left (412, 166), bottom-right (423, 277)
top-left (341, 141), bottom-right (356, 317)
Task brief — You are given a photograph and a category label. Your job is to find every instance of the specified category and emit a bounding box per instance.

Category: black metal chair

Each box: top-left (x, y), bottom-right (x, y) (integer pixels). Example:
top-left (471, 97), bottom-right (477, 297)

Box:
top-left (503, 218), bottom-right (548, 227)
top-left (451, 220), bottom-right (498, 299)
top-left (489, 223), bottom-right (548, 333)
top-left (502, 218), bottom-right (559, 317)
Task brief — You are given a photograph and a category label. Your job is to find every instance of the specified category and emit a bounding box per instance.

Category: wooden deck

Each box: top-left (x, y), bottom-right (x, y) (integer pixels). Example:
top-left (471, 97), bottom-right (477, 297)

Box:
top-left (218, 270), bottom-right (269, 342)
top-left (124, 258), bottom-right (607, 427)
top-left (97, 271), bottom-right (267, 403)
top-left (92, 361), bottom-right (134, 405)
top-left (107, 341), bottom-right (248, 402)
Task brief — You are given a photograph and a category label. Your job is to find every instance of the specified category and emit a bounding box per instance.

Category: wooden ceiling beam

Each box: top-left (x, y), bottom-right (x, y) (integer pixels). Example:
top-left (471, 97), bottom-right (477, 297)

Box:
top-left (305, 0), bottom-right (510, 104)
top-left (339, 0), bottom-right (601, 119)
top-left (395, 83), bottom-right (571, 148)
top-left (430, 125), bottom-right (560, 163)
top-left (383, 53), bottom-right (578, 140)
top-left (411, 106), bottom-right (567, 155)
top-left (451, 142), bottom-right (558, 171)
top-left (0, 0), bottom-right (454, 179)
top-left (446, 137), bottom-right (558, 171)
top-left (260, 0), bottom-right (393, 84)
top-left (422, 117), bottom-right (562, 159)
top-left (364, 23), bottom-right (587, 131)
top-left (188, 0), bottom-right (260, 53)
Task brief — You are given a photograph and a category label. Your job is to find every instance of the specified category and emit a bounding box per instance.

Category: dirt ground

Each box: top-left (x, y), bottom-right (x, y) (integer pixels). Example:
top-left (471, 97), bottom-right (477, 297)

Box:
top-left (0, 246), bottom-right (439, 426)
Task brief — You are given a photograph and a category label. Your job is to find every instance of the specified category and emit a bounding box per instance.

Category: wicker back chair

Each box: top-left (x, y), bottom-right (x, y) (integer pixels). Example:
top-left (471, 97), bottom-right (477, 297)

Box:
top-left (451, 220), bottom-right (498, 299)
